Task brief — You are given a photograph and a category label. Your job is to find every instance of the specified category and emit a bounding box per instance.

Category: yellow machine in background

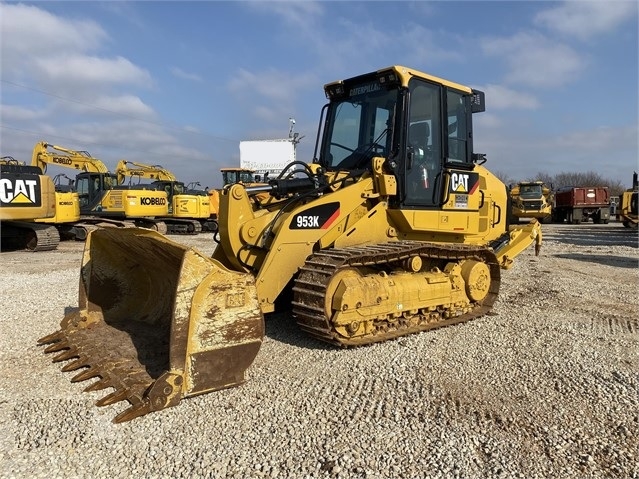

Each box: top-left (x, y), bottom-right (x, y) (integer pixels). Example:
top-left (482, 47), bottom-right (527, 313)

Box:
top-left (30, 172), bottom-right (81, 240)
top-left (115, 160), bottom-right (214, 233)
top-left (207, 166), bottom-right (276, 221)
top-left (617, 172), bottom-right (638, 228)
top-left (0, 157), bottom-right (60, 251)
top-left (40, 65), bottom-right (542, 423)
top-left (510, 181), bottom-right (552, 223)
top-left (32, 142), bottom-right (169, 235)
top-left (207, 167), bottom-right (265, 220)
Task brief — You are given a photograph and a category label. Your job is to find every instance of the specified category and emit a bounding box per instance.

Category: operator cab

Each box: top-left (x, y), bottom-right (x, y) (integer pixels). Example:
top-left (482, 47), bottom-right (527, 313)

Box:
top-left (75, 172), bottom-right (117, 211)
top-left (317, 68), bottom-right (485, 209)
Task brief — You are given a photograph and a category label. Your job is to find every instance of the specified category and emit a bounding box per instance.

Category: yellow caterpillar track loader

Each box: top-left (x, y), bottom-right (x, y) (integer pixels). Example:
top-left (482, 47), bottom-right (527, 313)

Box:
top-left (40, 65), bottom-right (542, 423)
top-left (0, 158), bottom-right (60, 251)
top-left (32, 142), bottom-right (169, 237)
top-left (115, 160), bottom-right (214, 233)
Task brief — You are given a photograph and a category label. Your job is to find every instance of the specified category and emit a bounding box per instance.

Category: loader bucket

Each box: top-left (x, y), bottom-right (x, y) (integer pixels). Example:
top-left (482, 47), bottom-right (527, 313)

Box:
top-left (38, 227), bottom-right (264, 423)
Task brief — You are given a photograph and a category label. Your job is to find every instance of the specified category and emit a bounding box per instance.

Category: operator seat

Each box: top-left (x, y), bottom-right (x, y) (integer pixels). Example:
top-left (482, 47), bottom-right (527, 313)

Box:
top-left (407, 122), bottom-right (434, 196)
top-left (409, 122), bottom-right (430, 159)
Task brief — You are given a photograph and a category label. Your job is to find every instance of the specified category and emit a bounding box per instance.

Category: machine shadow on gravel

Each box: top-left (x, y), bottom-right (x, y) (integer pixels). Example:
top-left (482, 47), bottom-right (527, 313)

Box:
top-left (547, 224), bottom-right (638, 248)
top-left (263, 311), bottom-right (335, 351)
top-left (554, 253), bottom-right (638, 269)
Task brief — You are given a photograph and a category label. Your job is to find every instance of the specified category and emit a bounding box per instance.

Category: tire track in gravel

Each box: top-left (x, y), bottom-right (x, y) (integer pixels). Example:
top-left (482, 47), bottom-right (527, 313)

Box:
top-left (273, 367), bottom-right (636, 477)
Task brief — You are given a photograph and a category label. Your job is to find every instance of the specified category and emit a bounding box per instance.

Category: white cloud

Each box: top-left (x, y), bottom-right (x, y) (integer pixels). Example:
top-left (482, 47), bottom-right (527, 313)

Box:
top-left (0, 104), bottom-right (48, 122)
top-left (1, 3), bottom-right (108, 57)
top-left (244, 1), bottom-right (324, 28)
top-left (35, 55), bottom-right (151, 87)
top-left (399, 23), bottom-right (465, 64)
top-left (171, 67), bottom-right (203, 82)
top-left (1, 3), bottom-right (154, 118)
top-left (228, 68), bottom-right (317, 110)
top-left (534, 1), bottom-right (637, 40)
top-left (481, 31), bottom-right (586, 88)
top-left (474, 122), bottom-right (639, 184)
top-left (479, 84), bottom-right (540, 110)
top-left (552, 124), bottom-right (638, 151)
top-left (58, 95), bottom-right (157, 118)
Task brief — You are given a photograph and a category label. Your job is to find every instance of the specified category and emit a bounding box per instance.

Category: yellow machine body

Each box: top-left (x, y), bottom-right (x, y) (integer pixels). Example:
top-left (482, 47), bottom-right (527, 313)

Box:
top-left (510, 181), bottom-right (552, 223)
top-left (41, 65), bottom-right (542, 421)
top-left (617, 172), bottom-right (638, 227)
top-left (115, 160), bottom-right (213, 232)
top-left (31, 143), bottom-right (170, 232)
top-left (0, 158), bottom-right (61, 250)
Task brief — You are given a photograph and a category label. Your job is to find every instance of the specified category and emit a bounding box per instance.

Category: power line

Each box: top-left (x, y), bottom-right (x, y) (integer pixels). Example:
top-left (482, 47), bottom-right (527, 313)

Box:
top-left (0, 124), bottom-right (231, 167)
top-left (1, 78), bottom-right (239, 143)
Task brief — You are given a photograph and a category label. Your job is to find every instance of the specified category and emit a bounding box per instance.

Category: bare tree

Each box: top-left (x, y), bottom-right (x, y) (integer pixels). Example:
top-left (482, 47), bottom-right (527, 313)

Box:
top-left (490, 168), bottom-right (626, 195)
top-left (542, 170), bottom-right (625, 196)
top-left (535, 171), bottom-right (554, 188)
top-left (493, 170), bottom-right (514, 188)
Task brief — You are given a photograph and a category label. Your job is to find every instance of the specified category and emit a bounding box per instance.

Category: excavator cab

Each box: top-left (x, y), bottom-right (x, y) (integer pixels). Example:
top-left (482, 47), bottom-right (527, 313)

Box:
top-left (76, 172), bottom-right (111, 209)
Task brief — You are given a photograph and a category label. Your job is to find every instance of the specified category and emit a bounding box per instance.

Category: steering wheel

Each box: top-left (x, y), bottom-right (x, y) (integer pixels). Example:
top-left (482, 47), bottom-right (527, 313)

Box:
top-left (333, 142), bottom-right (387, 169)
top-left (330, 142), bottom-right (355, 153)
top-left (356, 142), bottom-right (385, 155)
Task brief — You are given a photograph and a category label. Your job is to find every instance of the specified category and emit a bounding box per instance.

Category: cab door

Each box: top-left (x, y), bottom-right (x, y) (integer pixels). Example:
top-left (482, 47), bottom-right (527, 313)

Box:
top-left (403, 79), bottom-right (442, 208)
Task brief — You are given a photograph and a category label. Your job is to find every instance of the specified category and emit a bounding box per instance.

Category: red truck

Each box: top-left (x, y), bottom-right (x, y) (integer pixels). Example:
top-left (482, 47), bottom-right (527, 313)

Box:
top-left (552, 186), bottom-right (611, 224)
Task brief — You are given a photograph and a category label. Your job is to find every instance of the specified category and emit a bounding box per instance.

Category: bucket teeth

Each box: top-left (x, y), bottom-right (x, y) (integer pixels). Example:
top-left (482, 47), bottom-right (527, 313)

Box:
top-left (38, 330), bottom-right (64, 345)
top-left (71, 368), bottom-right (100, 383)
top-left (84, 377), bottom-right (111, 392)
top-left (114, 401), bottom-right (152, 424)
top-left (52, 348), bottom-right (78, 363)
top-left (61, 357), bottom-right (88, 372)
top-left (44, 340), bottom-right (69, 354)
top-left (96, 389), bottom-right (128, 407)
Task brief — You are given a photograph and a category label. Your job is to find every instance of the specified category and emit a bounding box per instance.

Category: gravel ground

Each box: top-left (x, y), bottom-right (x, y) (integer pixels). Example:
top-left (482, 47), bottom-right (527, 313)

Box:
top-left (0, 223), bottom-right (637, 479)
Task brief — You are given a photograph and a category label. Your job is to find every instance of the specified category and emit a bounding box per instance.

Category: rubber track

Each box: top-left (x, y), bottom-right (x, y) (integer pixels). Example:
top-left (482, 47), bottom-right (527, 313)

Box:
top-left (29, 224), bottom-right (60, 251)
top-left (165, 219), bottom-right (202, 235)
top-left (2, 221), bottom-right (60, 251)
top-left (70, 218), bottom-right (137, 241)
top-left (292, 241), bottom-right (500, 347)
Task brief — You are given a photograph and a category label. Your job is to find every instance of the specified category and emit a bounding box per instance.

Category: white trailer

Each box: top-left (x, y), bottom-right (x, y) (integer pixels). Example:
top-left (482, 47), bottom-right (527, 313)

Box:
top-left (239, 139), bottom-right (296, 178)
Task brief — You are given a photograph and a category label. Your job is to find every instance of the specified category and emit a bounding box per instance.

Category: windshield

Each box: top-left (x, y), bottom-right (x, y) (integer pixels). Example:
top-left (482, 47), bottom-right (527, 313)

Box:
top-left (104, 174), bottom-right (117, 190)
top-left (519, 184), bottom-right (542, 198)
top-left (321, 87), bottom-right (398, 170)
top-left (223, 170), bottom-right (255, 185)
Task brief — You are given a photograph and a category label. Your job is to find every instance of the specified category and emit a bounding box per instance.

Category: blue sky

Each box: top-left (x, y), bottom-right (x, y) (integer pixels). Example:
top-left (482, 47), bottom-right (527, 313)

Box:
top-left (1, 1), bottom-right (637, 188)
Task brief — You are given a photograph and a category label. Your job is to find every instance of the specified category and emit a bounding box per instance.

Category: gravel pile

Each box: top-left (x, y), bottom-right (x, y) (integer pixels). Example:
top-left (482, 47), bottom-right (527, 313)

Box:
top-left (0, 223), bottom-right (637, 479)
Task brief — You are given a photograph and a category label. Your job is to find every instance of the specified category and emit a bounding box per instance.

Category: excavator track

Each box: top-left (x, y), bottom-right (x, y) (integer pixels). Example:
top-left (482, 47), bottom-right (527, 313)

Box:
top-left (133, 219), bottom-right (168, 235)
top-left (292, 241), bottom-right (500, 347)
top-left (1, 222), bottom-right (60, 251)
top-left (64, 218), bottom-right (138, 241)
top-left (165, 219), bottom-right (202, 235)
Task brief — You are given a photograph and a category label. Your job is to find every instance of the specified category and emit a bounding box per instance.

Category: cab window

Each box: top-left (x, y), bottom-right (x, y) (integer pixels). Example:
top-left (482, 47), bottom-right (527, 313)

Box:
top-left (405, 79), bottom-right (441, 207)
top-left (446, 90), bottom-right (470, 164)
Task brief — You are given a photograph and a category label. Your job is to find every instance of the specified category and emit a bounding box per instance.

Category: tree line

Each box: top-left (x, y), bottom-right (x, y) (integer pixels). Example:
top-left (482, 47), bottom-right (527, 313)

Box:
top-left (494, 170), bottom-right (630, 196)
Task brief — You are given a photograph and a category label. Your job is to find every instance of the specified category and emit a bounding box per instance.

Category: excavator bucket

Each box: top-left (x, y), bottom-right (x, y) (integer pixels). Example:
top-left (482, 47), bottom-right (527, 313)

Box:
top-left (38, 227), bottom-right (263, 423)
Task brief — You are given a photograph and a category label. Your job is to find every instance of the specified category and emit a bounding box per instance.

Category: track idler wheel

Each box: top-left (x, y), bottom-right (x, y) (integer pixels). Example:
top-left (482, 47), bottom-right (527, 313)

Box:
top-left (460, 260), bottom-right (491, 302)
